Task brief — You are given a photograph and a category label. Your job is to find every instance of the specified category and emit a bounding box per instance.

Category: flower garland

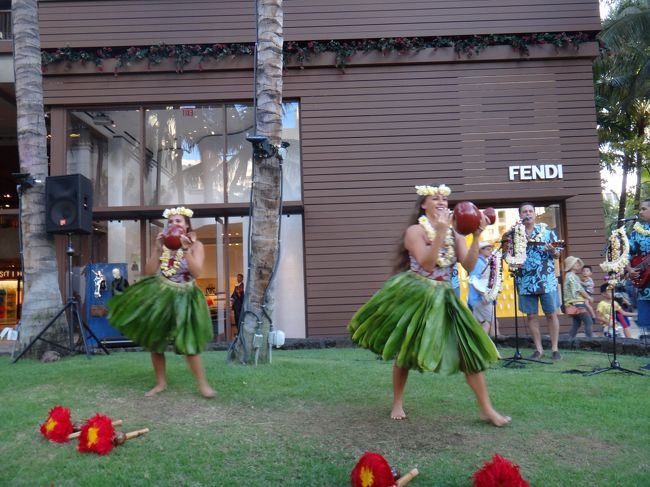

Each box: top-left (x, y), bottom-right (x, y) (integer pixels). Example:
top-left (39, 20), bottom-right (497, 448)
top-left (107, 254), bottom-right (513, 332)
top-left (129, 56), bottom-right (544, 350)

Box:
top-left (632, 221), bottom-right (650, 236)
top-left (600, 227), bottom-right (629, 285)
top-left (163, 206), bottom-right (193, 218)
top-left (485, 249), bottom-right (503, 302)
top-left (418, 216), bottom-right (456, 267)
top-left (160, 247), bottom-right (184, 277)
top-left (415, 184), bottom-right (451, 197)
top-left (40, 32), bottom-right (598, 72)
top-left (505, 223), bottom-right (527, 266)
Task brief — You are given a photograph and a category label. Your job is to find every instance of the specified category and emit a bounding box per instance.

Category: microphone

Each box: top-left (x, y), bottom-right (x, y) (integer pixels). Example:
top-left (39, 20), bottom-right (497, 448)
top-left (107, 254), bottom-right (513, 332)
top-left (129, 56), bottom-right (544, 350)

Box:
top-left (521, 216), bottom-right (531, 223)
top-left (619, 216), bottom-right (639, 222)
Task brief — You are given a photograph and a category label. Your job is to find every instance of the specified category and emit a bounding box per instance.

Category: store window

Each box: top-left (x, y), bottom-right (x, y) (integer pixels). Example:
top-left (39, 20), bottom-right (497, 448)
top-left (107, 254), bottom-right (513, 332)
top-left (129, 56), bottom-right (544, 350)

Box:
top-left (68, 102), bottom-right (302, 207)
top-left (457, 203), bottom-right (563, 318)
top-left (67, 109), bottom-right (142, 207)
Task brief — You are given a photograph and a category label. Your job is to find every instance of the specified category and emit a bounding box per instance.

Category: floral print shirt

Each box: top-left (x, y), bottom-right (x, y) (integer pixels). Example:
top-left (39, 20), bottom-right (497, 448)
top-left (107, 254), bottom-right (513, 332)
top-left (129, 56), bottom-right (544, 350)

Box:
top-left (628, 222), bottom-right (650, 300)
top-left (517, 224), bottom-right (558, 296)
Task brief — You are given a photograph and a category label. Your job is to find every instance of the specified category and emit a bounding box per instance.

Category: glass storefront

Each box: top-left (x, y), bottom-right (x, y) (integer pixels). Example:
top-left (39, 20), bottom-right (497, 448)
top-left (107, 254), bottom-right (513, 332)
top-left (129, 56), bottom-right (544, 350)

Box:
top-left (64, 101), bottom-right (305, 340)
top-left (457, 203), bottom-right (564, 318)
top-left (67, 101), bottom-right (301, 206)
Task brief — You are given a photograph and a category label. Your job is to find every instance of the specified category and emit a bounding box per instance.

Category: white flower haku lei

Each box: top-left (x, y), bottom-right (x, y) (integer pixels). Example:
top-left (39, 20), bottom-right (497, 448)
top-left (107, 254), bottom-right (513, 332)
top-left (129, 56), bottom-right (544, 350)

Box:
top-left (485, 249), bottom-right (503, 302)
top-left (414, 184), bottom-right (451, 197)
top-left (599, 227), bottom-right (629, 281)
top-left (160, 248), bottom-right (184, 277)
top-left (632, 221), bottom-right (650, 236)
top-left (505, 223), bottom-right (527, 266)
top-left (418, 216), bottom-right (456, 267)
top-left (163, 206), bottom-right (194, 219)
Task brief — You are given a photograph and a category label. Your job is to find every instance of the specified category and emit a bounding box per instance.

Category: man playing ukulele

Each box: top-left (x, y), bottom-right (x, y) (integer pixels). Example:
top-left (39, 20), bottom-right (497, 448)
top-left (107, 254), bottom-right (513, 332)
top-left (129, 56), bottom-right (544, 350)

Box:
top-left (626, 199), bottom-right (650, 371)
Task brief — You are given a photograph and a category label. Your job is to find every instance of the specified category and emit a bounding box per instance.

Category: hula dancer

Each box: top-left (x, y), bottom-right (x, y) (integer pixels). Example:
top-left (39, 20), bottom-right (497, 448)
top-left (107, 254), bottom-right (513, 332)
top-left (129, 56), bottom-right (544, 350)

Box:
top-left (348, 184), bottom-right (510, 426)
top-left (108, 207), bottom-right (215, 398)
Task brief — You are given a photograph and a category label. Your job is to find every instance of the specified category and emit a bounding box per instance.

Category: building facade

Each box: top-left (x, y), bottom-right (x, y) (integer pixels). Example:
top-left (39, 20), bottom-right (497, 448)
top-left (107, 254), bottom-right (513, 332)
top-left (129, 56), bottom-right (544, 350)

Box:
top-left (0, 0), bottom-right (604, 340)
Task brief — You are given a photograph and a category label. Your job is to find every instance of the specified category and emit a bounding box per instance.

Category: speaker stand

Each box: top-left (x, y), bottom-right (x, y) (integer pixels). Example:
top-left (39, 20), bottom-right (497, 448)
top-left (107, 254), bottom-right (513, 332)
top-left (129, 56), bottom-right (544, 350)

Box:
top-left (13, 235), bottom-right (109, 362)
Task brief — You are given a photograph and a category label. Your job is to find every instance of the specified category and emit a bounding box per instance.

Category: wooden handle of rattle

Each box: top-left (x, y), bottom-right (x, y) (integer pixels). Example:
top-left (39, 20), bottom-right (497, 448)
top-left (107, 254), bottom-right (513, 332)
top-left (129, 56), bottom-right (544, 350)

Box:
top-left (125, 428), bottom-right (149, 440)
top-left (396, 468), bottom-right (419, 487)
top-left (67, 419), bottom-right (124, 439)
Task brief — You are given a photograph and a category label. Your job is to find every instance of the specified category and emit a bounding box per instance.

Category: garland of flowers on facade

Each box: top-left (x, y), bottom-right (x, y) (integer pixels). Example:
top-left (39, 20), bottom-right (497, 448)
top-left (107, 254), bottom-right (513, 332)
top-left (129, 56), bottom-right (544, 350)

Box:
top-left (40, 32), bottom-right (599, 73)
top-left (599, 226), bottom-right (630, 286)
top-left (485, 248), bottom-right (503, 302)
top-left (417, 216), bottom-right (456, 268)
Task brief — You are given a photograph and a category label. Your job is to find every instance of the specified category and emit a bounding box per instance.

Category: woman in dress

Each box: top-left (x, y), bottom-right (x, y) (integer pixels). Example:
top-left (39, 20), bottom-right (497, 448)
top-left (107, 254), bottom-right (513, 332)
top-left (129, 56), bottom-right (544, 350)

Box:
top-left (108, 207), bottom-right (215, 398)
top-left (348, 184), bottom-right (510, 426)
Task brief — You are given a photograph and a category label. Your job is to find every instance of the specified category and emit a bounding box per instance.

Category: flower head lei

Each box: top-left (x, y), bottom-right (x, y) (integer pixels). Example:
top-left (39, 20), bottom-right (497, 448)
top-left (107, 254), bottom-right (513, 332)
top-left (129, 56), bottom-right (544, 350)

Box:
top-left (485, 249), bottom-right (503, 302)
top-left (162, 206), bottom-right (194, 219)
top-left (415, 184), bottom-right (451, 197)
top-left (417, 216), bottom-right (456, 267)
top-left (600, 226), bottom-right (629, 286)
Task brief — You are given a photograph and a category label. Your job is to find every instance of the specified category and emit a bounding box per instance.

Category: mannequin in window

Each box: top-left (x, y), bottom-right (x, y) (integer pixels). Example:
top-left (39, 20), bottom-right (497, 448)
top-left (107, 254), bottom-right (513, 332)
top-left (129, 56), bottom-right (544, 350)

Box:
top-left (111, 268), bottom-right (129, 296)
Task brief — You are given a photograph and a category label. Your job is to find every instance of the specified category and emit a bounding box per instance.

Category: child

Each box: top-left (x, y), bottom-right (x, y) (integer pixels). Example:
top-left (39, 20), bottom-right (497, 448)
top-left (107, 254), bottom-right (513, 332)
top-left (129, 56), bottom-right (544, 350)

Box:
top-left (580, 265), bottom-right (596, 319)
top-left (563, 256), bottom-right (594, 338)
top-left (596, 283), bottom-right (636, 338)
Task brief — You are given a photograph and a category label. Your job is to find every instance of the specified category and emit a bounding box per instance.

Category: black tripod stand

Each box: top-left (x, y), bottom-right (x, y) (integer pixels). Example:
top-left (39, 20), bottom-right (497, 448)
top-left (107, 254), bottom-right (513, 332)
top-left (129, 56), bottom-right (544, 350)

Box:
top-left (502, 271), bottom-right (552, 367)
top-left (13, 235), bottom-right (109, 363)
top-left (585, 286), bottom-right (643, 376)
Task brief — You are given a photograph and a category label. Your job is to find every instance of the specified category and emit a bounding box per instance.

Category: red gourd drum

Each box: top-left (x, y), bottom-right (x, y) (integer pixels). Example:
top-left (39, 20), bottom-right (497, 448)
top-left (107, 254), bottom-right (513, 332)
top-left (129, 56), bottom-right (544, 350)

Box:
top-left (453, 201), bottom-right (482, 235)
top-left (162, 224), bottom-right (185, 250)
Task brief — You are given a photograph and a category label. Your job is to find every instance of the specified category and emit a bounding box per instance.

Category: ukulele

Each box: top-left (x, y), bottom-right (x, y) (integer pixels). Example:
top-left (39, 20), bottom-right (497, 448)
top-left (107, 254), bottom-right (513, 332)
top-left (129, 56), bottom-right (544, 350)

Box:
top-left (630, 254), bottom-right (650, 288)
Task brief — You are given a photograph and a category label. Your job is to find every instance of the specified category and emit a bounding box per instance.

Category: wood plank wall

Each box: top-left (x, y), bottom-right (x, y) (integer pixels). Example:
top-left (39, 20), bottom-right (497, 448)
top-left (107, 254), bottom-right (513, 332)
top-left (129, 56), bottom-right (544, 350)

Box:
top-left (287, 59), bottom-right (603, 336)
top-left (42, 53), bottom-right (604, 337)
top-left (37, 0), bottom-right (601, 48)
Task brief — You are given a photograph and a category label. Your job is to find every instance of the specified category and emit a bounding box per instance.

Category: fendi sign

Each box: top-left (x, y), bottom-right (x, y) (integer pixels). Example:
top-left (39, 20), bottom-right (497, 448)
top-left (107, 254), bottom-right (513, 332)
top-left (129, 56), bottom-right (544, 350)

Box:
top-left (508, 164), bottom-right (563, 181)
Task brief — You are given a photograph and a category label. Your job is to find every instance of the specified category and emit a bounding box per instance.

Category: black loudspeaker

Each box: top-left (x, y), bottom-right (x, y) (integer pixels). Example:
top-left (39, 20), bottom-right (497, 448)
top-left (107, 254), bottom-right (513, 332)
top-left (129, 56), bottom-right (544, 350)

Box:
top-left (45, 174), bottom-right (93, 234)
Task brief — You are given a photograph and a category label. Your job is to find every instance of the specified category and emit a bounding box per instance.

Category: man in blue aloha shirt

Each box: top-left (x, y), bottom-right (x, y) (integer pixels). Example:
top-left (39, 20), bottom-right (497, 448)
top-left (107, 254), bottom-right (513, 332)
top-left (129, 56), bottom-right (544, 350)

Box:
top-left (516, 203), bottom-right (562, 360)
top-left (626, 199), bottom-right (650, 371)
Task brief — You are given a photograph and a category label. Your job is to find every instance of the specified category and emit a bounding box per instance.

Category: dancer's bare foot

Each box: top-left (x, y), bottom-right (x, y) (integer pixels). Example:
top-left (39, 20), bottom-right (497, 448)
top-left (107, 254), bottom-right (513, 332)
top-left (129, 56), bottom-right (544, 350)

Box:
top-left (391, 404), bottom-right (407, 420)
top-left (144, 384), bottom-right (167, 397)
top-left (480, 410), bottom-right (511, 427)
top-left (199, 384), bottom-right (216, 398)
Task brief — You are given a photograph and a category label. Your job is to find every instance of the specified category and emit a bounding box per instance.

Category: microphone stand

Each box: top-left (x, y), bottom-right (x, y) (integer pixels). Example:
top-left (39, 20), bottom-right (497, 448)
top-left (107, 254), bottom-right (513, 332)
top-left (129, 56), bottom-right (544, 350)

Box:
top-left (587, 222), bottom-right (644, 376)
top-left (497, 230), bottom-right (551, 368)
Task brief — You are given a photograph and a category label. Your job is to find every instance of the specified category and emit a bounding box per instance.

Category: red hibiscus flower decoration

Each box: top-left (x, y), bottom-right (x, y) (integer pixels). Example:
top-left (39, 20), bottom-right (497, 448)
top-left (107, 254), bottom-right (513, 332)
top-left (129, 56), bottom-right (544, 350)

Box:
top-left (350, 451), bottom-right (396, 487)
top-left (77, 414), bottom-right (116, 455)
top-left (472, 454), bottom-right (530, 487)
top-left (39, 405), bottom-right (74, 443)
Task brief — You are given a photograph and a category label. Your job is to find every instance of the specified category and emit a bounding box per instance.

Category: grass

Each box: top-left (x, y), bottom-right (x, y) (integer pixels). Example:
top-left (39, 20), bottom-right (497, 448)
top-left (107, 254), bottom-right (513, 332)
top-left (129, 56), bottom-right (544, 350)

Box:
top-left (1, 347), bottom-right (649, 486)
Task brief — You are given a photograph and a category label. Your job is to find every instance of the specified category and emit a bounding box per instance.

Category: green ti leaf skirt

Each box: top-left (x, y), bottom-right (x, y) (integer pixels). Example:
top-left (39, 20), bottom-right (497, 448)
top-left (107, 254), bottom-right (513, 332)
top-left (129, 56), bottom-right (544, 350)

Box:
top-left (107, 275), bottom-right (214, 355)
top-left (348, 271), bottom-right (499, 374)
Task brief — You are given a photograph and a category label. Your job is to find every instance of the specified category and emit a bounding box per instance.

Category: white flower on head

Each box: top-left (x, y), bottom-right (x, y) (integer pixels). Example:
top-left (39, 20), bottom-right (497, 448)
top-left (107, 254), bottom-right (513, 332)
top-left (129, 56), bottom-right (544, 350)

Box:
top-left (163, 206), bottom-right (194, 219)
top-left (414, 184), bottom-right (451, 197)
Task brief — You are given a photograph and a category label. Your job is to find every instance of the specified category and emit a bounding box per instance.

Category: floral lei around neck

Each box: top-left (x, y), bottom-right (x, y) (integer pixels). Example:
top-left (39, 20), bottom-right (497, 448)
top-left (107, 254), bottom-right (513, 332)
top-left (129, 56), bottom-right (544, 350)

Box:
top-left (504, 222), bottom-right (526, 266)
top-left (600, 227), bottom-right (629, 285)
top-left (160, 247), bottom-right (185, 277)
top-left (632, 221), bottom-right (650, 236)
top-left (485, 249), bottom-right (503, 302)
top-left (417, 216), bottom-right (456, 267)
top-left (504, 222), bottom-right (548, 266)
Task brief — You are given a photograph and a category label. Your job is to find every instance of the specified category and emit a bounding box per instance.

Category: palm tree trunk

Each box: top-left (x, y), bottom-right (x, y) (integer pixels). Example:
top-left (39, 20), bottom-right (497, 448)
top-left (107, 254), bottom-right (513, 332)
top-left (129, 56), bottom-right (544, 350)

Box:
top-left (13, 0), bottom-right (67, 359)
top-left (229, 0), bottom-right (283, 364)
top-left (618, 153), bottom-right (630, 222)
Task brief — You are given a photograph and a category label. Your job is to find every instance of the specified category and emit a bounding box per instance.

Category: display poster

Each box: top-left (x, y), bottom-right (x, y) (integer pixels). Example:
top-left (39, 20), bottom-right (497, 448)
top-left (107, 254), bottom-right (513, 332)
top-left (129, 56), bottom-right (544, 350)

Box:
top-left (85, 263), bottom-right (129, 346)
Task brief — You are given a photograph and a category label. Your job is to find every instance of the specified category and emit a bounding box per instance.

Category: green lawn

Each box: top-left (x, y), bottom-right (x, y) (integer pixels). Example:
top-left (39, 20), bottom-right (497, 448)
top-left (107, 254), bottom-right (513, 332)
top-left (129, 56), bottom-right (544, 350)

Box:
top-left (1, 347), bottom-right (649, 486)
